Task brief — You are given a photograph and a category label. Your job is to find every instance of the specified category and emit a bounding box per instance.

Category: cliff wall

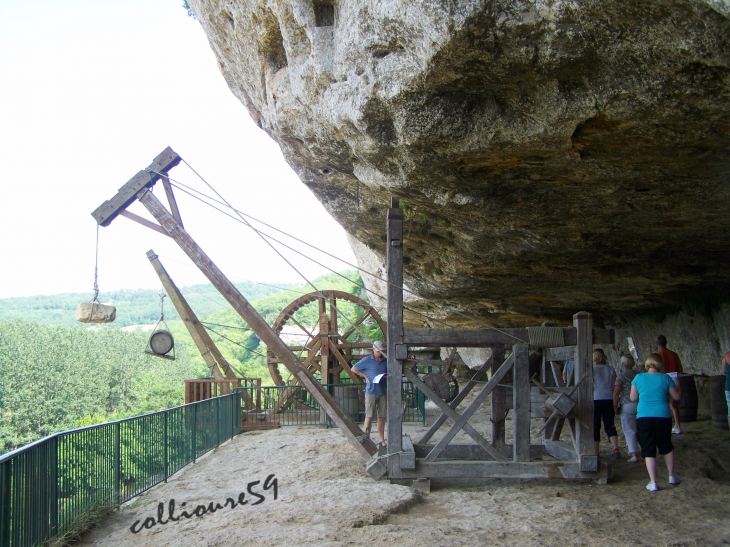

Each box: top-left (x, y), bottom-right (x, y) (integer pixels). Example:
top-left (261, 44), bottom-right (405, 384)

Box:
top-left (189, 0), bottom-right (730, 372)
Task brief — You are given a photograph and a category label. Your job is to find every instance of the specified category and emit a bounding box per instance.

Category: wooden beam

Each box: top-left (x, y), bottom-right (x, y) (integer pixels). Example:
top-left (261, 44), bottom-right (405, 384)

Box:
top-left (416, 356), bottom-right (493, 445)
top-left (404, 368), bottom-right (507, 462)
top-left (513, 343), bottom-right (531, 462)
top-left (404, 327), bottom-right (614, 348)
top-left (92, 147), bottom-right (180, 227)
top-left (542, 439), bottom-right (578, 461)
top-left (147, 250), bottom-right (225, 380)
top-left (136, 189), bottom-right (379, 463)
top-left (405, 328), bottom-right (529, 347)
top-left (413, 444), bottom-right (546, 461)
top-left (149, 251), bottom-right (238, 380)
top-left (119, 210), bottom-right (170, 237)
top-left (423, 353), bottom-right (515, 462)
top-left (573, 312), bottom-right (595, 467)
top-left (386, 199), bottom-right (404, 477)
top-left (399, 460), bottom-right (610, 481)
top-left (490, 347), bottom-right (507, 448)
top-left (160, 174), bottom-right (183, 228)
top-left (544, 346), bottom-right (574, 361)
top-left (401, 435), bottom-right (416, 470)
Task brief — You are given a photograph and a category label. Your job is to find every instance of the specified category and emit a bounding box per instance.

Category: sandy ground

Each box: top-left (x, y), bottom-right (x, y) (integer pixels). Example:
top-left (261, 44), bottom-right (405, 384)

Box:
top-left (77, 394), bottom-right (730, 547)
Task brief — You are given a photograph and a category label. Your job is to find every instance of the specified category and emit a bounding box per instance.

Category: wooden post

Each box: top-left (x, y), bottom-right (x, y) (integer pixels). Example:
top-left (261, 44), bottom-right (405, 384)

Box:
top-left (386, 198), bottom-right (404, 477)
top-left (513, 343), bottom-right (530, 462)
top-left (490, 346), bottom-right (506, 448)
top-left (147, 251), bottom-right (232, 381)
top-left (136, 189), bottom-right (379, 462)
top-left (573, 311), bottom-right (596, 471)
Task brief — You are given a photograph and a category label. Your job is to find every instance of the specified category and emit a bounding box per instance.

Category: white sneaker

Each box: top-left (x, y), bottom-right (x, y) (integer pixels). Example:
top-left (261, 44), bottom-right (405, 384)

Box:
top-left (672, 426), bottom-right (682, 434)
top-left (646, 482), bottom-right (659, 492)
top-left (669, 475), bottom-right (681, 485)
top-left (627, 455), bottom-right (638, 463)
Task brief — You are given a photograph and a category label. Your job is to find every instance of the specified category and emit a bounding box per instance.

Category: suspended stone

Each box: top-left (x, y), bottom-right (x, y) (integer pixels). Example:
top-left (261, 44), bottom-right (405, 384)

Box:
top-left (76, 302), bottom-right (116, 323)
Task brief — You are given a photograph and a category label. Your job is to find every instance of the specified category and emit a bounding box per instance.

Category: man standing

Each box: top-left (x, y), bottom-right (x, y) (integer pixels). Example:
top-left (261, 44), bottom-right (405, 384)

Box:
top-left (657, 335), bottom-right (683, 434)
top-left (352, 341), bottom-right (388, 447)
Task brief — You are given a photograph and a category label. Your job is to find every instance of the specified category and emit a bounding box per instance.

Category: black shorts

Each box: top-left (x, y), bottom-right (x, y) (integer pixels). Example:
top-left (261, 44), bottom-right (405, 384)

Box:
top-left (637, 417), bottom-right (674, 458)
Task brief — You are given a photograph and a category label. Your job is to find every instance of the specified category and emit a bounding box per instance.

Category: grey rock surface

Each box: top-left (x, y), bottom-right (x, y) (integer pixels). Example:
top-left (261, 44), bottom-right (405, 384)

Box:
top-left (189, 0), bottom-right (730, 330)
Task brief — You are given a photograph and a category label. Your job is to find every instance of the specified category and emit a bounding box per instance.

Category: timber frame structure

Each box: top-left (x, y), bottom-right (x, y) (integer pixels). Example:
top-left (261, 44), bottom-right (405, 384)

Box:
top-left (94, 148), bottom-right (612, 485)
top-left (92, 147), bottom-right (385, 475)
top-left (381, 198), bottom-right (614, 486)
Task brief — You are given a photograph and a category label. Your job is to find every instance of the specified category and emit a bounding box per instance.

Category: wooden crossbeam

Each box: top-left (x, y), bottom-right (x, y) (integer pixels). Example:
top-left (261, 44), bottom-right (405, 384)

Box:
top-left (417, 356), bottom-right (493, 444)
top-left (399, 460), bottom-right (610, 481)
top-left (160, 174), bottom-right (183, 227)
top-left (404, 327), bottom-right (615, 347)
top-left (92, 147), bottom-right (180, 227)
top-left (423, 353), bottom-right (515, 462)
top-left (404, 368), bottom-right (507, 462)
top-left (119, 210), bottom-right (170, 237)
top-left (414, 443), bottom-right (547, 461)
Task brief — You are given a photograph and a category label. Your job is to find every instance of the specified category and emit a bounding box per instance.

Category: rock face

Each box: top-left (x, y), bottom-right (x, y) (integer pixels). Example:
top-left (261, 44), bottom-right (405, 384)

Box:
top-left (189, 0), bottom-right (730, 334)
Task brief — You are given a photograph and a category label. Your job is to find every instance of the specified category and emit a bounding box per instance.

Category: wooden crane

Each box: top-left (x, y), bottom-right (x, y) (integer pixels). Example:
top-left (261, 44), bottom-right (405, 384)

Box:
top-left (91, 148), bottom-right (384, 475)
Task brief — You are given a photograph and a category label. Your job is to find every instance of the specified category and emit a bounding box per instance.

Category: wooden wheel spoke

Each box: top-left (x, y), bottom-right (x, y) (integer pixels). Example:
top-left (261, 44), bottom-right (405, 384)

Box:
top-left (341, 310), bottom-right (372, 340)
top-left (268, 290), bottom-right (386, 385)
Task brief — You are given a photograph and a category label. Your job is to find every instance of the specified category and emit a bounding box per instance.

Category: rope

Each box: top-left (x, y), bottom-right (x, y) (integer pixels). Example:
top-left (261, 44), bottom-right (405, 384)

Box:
top-left (177, 160), bottom-right (382, 345)
top-left (204, 325), bottom-right (268, 359)
top-left (163, 180), bottom-right (459, 330)
top-left (86, 224), bottom-right (111, 322)
top-left (149, 166), bottom-right (526, 343)
top-left (526, 327), bottom-right (565, 349)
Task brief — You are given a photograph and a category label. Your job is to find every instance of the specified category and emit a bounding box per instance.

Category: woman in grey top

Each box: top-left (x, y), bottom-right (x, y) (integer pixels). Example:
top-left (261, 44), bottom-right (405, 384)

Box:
top-left (593, 349), bottom-right (620, 457)
top-left (614, 354), bottom-right (640, 463)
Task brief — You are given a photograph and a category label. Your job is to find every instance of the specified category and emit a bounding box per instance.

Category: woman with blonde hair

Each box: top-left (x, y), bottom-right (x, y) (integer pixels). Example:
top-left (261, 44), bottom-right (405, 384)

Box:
top-left (630, 353), bottom-right (681, 492)
top-left (614, 354), bottom-right (639, 463)
top-left (593, 348), bottom-right (620, 458)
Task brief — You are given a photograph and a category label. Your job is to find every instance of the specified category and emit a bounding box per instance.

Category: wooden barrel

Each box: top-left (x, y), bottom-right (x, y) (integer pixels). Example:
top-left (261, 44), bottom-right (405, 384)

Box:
top-left (678, 374), bottom-right (698, 423)
top-left (149, 330), bottom-right (174, 355)
top-left (710, 375), bottom-right (729, 430)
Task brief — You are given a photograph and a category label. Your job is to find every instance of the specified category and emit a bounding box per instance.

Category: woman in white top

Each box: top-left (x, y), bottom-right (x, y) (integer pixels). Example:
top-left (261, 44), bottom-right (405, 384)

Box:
top-left (593, 348), bottom-right (620, 457)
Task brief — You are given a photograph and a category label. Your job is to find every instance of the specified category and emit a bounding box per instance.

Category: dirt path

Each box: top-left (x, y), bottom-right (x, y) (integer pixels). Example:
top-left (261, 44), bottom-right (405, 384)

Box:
top-left (77, 398), bottom-right (730, 547)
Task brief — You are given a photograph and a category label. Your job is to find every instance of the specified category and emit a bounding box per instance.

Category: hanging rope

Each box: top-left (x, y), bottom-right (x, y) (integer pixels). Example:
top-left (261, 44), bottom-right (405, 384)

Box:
top-left (85, 224), bottom-right (113, 322)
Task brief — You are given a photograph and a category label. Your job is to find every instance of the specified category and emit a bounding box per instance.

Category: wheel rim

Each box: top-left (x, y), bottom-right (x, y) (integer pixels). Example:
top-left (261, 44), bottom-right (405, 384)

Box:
top-left (267, 290), bottom-right (386, 385)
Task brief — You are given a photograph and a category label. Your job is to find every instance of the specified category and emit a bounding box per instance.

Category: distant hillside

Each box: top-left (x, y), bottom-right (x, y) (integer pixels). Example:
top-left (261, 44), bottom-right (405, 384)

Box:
top-left (0, 282), bottom-right (292, 328)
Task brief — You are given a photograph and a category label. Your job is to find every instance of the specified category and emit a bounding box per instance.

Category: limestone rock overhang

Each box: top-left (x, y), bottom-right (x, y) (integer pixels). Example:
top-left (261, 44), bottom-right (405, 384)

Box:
top-left (189, 0), bottom-right (730, 326)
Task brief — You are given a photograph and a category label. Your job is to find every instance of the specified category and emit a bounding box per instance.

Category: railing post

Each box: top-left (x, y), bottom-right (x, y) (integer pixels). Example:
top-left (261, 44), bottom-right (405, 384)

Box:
top-left (216, 397), bottom-right (221, 447)
top-left (164, 412), bottom-right (169, 482)
top-left (0, 458), bottom-right (9, 547)
top-left (50, 436), bottom-right (58, 536)
top-left (114, 422), bottom-right (121, 504)
top-left (192, 404), bottom-right (197, 463)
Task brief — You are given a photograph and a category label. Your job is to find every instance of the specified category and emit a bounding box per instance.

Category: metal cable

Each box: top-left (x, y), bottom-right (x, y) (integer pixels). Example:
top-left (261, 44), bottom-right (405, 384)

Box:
top-left (176, 161), bottom-right (383, 344)
top-left (165, 181), bottom-right (457, 329)
top-left (150, 165), bottom-right (526, 343)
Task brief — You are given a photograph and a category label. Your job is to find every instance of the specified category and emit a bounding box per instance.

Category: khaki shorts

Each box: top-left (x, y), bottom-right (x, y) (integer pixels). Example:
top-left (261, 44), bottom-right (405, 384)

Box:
top-left (365, 394), bottom-right (387, 418)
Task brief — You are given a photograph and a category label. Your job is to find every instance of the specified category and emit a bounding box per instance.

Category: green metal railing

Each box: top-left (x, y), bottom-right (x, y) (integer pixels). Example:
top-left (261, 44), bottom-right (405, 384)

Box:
top-left (238, 382), bottom-right (426, 427)
top-left (0, 392), bottom-right (241, 547)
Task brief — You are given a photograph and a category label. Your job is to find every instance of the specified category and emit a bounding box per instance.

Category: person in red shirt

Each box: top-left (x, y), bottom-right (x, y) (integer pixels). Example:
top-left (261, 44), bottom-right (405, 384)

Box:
top-left (656, 335), bottom-right (683, 434)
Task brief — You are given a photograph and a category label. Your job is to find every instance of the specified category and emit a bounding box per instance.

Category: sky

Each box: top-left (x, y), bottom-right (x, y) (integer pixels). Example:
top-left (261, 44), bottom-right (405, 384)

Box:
top-left (0, 0), bottom-right (357, 299)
